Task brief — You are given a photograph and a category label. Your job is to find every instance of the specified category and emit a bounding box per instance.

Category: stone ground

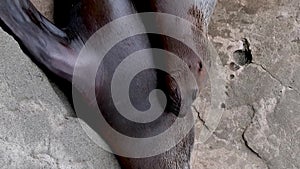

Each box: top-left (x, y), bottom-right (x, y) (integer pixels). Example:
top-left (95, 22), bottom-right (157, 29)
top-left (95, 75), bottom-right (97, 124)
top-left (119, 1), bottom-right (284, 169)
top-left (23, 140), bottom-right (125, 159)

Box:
top-left (0, 0), bottom-right (299, 169)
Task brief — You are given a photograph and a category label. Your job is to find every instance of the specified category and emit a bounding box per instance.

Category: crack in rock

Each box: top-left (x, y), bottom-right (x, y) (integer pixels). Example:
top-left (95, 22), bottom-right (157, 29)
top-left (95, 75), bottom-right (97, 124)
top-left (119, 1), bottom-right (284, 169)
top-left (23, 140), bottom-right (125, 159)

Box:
top-left (241, 104), bottom-right (271, 169)
top-left (251, 62), bottom-right (300, 96)
top-left (192, 105), bottom-right (211, 131)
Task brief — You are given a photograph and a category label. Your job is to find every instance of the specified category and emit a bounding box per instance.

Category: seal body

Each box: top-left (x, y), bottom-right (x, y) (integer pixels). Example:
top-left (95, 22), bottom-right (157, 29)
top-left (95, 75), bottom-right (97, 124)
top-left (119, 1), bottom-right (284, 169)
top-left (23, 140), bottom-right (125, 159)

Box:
top-left (0, 0), bottom-right (216, 168)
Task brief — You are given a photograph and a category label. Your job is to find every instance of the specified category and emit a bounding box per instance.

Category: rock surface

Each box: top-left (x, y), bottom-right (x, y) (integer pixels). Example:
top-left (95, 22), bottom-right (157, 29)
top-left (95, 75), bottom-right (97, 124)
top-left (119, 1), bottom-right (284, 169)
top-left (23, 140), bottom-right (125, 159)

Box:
top-left (0, 2), bottom-right (120, 168)
top-left (0, 0), bottom-right (299, 169)
top-left (191, 0), bottom-right (300, 169)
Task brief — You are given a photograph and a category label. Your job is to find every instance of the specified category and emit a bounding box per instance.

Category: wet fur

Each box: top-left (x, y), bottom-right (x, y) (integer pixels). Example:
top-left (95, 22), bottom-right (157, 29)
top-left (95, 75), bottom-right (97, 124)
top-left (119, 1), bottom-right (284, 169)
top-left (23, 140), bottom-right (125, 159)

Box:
top-left (0, 0), bottom-right (216, 168)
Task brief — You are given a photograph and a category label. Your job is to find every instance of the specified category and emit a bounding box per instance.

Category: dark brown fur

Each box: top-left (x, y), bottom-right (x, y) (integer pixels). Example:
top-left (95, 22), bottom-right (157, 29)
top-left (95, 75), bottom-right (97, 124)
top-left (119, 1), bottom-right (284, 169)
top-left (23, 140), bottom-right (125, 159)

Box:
top-left (0, 0), bottom-right (216, 168)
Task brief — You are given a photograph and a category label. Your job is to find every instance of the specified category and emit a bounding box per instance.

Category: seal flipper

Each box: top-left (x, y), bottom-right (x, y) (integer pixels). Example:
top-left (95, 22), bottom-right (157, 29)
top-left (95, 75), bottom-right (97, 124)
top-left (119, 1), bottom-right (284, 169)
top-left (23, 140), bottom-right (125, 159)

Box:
top-left (0, 0), bottom-right (82, 82)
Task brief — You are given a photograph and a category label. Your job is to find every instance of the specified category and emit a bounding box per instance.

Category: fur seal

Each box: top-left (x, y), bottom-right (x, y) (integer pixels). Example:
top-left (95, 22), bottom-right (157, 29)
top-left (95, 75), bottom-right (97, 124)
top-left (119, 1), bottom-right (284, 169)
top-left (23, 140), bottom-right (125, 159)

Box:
top-left (0, 0), bottom-right (216, 168)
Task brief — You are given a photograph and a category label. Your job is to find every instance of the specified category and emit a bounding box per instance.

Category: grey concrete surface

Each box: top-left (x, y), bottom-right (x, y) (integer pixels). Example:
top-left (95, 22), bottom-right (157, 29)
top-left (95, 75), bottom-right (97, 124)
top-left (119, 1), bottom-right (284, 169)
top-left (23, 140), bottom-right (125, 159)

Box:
top-left (1, 0), bottom-right (299, 169)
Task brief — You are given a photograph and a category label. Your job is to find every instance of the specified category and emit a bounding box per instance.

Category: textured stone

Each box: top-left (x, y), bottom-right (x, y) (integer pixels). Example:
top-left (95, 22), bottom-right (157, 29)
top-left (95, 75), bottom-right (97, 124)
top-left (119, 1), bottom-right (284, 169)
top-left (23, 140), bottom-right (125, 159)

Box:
top-left (0, 25), bottom-right (120, 169)
top-left (191, 0), bottom-right (300, 168)
top-left (1, 0), bottom-right (300, 169)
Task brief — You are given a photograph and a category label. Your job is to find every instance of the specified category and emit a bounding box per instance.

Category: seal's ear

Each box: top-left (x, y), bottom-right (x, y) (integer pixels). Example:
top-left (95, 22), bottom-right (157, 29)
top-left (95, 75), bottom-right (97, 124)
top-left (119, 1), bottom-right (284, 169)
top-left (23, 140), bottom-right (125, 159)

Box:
top-left (0, 0), bottom-right (82, 82)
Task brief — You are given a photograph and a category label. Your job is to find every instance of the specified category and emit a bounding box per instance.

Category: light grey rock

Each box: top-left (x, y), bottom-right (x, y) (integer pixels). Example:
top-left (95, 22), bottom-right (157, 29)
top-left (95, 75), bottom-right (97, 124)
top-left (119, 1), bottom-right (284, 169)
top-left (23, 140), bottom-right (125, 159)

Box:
top-left (191, 0), bottom-right (300, 169)
top-left (0, 27), bottom-right (120, 169)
